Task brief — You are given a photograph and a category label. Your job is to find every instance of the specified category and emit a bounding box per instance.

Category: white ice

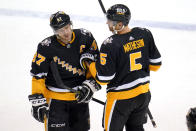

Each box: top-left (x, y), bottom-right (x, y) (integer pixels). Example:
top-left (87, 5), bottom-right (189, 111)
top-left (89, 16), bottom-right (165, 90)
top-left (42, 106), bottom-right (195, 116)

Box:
top-left (0, 0), bottom-right (196, 131)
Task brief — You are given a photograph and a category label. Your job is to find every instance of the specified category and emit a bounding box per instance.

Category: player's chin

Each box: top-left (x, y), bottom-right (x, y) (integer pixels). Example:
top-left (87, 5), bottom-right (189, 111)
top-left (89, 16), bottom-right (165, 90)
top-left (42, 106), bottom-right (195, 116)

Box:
top-left (108, 27), bottom-right (113, 32)
top-left (109, 28), bottom-right (114, 32)
top-left (61, 36), bottom-right (71, 42)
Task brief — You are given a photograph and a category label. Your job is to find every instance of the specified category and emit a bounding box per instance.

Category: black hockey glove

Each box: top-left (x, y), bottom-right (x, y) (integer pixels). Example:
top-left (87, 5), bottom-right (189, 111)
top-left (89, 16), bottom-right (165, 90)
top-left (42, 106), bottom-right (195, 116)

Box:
top-left (186, 107), bottom-right (196, 130)
top-left (28, 94), bottom-right (49, 123)
top-left (80, 50), bottom-right (97, 70)
top-left (75, 78), bottom-right (101, 103)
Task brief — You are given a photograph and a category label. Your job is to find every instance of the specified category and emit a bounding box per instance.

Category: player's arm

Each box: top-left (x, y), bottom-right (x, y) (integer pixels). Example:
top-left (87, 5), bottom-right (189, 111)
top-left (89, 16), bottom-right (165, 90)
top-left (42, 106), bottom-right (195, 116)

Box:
top-left (147, 29), bottom-right (162, 71)
top-left (79, 29), bottom-right (100, 79)
top-left (29, 39), bottom-right (51, 122)
top-left (80, 38), bottom-right (116, 85)
top-left (30, 42), bottom-right (51, 94)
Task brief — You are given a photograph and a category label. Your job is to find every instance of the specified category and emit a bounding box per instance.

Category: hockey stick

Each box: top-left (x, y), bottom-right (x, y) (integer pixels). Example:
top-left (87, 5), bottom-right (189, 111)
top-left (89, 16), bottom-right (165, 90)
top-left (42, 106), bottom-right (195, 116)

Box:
top-left (147, 108), bottom-right (157, 128)
top-left (50, 61), bottom-right (105, 105)
top-left (97, 0), bottom-right (157, 128)
top-left (98, 0), bottom-right (106, 14)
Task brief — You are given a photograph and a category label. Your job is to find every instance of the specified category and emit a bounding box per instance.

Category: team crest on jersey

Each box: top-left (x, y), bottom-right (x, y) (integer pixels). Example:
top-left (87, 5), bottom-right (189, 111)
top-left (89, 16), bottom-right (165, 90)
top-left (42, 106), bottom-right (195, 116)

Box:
top-left (103, 37), bottom-right (113, 45)
top-left (40, 38), bottom-right (51, 46)
top-left (80, 28), bottom-right (92, 37)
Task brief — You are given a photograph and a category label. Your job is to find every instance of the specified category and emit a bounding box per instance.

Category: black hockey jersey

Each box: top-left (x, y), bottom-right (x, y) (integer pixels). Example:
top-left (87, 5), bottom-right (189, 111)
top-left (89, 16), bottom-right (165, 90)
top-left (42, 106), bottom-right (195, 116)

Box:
top-left (31, 28), bottom-right (99, 94)
top-left (89, 27), bottom-right (161, 100)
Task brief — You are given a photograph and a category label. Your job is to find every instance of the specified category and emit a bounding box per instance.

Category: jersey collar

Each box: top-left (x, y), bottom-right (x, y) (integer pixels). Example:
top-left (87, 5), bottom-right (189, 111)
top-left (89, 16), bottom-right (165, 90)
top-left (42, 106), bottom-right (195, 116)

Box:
top-left (57, 31), bottom-right (75, 46)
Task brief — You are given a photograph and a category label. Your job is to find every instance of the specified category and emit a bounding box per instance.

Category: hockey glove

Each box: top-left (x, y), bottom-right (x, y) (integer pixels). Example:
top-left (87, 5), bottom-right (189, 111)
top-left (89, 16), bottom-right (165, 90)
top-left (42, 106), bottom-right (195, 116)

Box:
top-left (186, 107), bottom-right (196, 130)
top-left (75, 78), bottom-right (101, 103)
top-left (28, 94), bottom-right (49, 123)
top-left (80, 50), bottom-right (97, 70)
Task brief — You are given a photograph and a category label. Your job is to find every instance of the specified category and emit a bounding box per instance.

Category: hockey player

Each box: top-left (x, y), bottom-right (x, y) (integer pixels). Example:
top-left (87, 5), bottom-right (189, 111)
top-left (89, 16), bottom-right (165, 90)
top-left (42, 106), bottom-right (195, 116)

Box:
top-left (28, 11), bottom-right (101, 131)
top-left (79, 4), bottom-right (162, 131)
top-left (187, 107), bottom-right (196, 131)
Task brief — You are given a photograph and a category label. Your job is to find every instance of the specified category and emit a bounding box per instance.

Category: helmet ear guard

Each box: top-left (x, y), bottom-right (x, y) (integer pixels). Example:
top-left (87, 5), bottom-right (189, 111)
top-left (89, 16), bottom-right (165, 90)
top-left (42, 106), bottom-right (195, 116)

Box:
top-left (106, 4), bottom-right (131, 26)
top-left (50, 11), bottom-right (71, 31)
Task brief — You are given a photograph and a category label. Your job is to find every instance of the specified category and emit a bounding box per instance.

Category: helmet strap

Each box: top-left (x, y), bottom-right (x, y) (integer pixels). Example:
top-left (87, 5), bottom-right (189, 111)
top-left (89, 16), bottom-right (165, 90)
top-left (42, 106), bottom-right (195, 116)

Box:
top-left (112, 21), bottom-right (125, 34)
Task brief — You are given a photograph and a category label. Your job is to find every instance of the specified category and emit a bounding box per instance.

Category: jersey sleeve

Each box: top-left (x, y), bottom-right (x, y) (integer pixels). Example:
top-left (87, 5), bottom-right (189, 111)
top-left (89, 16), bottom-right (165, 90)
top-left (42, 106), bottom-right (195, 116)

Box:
top-left (89, 37), bottom-right (116, 84)
top-left (80, 28), bottom-right (99, 53)
top-left (146, 29), bottom-right (162, 71)
top-left (30, 38), bottom-right (52, 79)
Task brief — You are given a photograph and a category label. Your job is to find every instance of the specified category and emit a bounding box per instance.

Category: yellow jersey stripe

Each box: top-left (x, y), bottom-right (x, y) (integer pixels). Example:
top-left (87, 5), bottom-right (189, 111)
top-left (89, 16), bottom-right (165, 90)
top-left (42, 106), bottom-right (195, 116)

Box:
top-left (89, 62), bottom-right (109, 85)
top-left (32, 77), bottom-right (76, 100)
top-left (107, 83), bottom-right (149, 100)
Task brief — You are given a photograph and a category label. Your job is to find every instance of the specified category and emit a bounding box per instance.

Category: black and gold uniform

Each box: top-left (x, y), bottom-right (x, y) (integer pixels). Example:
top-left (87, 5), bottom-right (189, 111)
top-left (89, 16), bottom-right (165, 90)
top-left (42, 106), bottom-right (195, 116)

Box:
top-left (31, 28), bottom-right (99, 131)
top-left (88, 27), bottom-right (161, 131)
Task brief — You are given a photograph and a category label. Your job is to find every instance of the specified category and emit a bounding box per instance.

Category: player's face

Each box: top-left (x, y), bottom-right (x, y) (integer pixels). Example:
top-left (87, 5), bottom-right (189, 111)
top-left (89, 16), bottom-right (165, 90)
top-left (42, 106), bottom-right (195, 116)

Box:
top-left (106, 19), bottom-right (114, 31)
top-left (55, 24), bottom-right (73, 44)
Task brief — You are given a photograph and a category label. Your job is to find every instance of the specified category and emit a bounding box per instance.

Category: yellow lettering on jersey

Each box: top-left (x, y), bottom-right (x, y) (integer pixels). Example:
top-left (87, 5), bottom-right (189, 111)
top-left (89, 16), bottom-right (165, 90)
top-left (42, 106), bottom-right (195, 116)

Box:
top-left (61, 62), bottom-right (66, 67)
top-left (123, 39), bottom-right (144, 53)
top-left (77, 69), bottom-right (82, 75)
top-left (36, 53), bottom-right (46, 66)
top-left (57, 58), bottom-right (61, 65)
top-left (130, 52), bottom-right (142, 71)
top-left (68, 65), bottom-right (72, 72)
top-left (100, 53), bottom-right (107, 65)
top-left (80, 45), bottom-right (86, 53)
top-left (53, 56), bottom-right (58, 62)
top-left (72, 68), bottom-right (77, 74)
top-left (64, 64), bottom-right (69, 70)
top-left (60, 61), bottom-right (65, 67)
top-left (52, 56), bottom-right (84, 76)
top-left (132, 42), bottom-right (137, 50)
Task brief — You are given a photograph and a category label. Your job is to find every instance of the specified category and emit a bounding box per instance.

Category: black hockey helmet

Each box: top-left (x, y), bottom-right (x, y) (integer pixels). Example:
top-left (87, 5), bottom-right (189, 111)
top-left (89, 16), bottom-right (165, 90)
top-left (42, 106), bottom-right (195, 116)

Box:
top-left (50, 11), bottom-right (71, 31)
top-left (186, 107), bottom-right (196, 131)
top-left (106, 4), bottom-right (131, 26)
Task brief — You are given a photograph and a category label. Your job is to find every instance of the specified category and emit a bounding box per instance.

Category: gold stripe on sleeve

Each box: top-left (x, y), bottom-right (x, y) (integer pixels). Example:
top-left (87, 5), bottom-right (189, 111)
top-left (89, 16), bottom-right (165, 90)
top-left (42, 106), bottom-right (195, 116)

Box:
top-left (149, 65), bottom-right (161, 71)
top-left (32, 77), bottom-right (76, 100)
top-left (89, 62), bottom-right (108, 85)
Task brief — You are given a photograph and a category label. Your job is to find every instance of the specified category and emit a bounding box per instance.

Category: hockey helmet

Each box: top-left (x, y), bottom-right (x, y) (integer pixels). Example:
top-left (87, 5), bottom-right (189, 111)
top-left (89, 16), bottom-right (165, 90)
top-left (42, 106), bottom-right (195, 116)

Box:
top-left (50, 11), bottom-right (71, 31)
top-left (106, 4), bottom-right (131, 26)
top-left (186, 107), bottom-right (196, 131)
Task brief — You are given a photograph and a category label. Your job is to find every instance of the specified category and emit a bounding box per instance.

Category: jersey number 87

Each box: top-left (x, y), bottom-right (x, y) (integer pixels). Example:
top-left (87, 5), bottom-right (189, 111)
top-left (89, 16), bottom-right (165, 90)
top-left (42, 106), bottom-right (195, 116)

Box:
top-left (32, 52), bottom-right (46, 66)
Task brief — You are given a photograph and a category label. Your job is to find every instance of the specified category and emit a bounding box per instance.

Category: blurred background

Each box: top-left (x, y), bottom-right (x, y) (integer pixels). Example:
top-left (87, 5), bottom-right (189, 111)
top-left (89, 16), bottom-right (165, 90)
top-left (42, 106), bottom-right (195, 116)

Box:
top-left (0, 0), bottom-right (196, 130)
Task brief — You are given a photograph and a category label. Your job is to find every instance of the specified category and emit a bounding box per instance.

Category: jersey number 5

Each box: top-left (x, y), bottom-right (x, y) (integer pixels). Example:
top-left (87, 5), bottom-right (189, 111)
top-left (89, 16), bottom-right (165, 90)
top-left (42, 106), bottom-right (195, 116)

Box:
top-left (100, 53), bottom-right (107, 65)
top-left (130, 51), bottom-right (142, 71)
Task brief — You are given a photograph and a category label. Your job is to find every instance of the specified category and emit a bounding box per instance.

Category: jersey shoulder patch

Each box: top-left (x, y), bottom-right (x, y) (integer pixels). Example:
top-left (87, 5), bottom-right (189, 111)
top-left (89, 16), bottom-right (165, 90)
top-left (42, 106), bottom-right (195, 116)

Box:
top-left (79, 28), bottom-right (92, 37)
top-left (39, 37), bottom-right (52, 47)
top-left (103, 36), bottom-right (113, 45)
top-left (134, 27), bottom-right (151, 33)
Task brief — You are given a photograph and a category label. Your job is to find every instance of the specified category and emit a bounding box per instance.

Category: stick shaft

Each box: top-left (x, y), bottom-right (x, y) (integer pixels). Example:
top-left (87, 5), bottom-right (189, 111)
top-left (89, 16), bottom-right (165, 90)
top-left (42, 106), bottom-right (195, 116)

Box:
top-left (98, 0), bottom-right (106, 14)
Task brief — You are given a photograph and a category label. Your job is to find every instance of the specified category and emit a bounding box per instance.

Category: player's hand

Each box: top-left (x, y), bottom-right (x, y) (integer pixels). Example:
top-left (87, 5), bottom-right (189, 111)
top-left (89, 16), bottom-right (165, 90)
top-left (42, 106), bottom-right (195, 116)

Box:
top-left (28, 94), bottom-right (49, 123)
top-left (75, 78), bottom-right (101, 103)
top-left (80, 50), bottom-right (97, 70)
